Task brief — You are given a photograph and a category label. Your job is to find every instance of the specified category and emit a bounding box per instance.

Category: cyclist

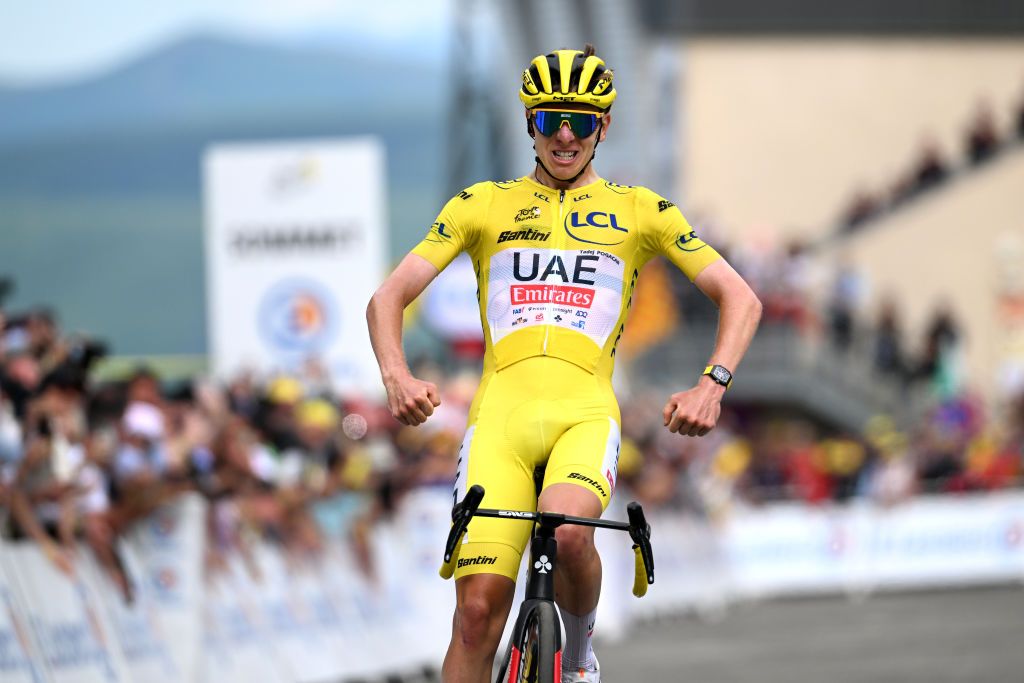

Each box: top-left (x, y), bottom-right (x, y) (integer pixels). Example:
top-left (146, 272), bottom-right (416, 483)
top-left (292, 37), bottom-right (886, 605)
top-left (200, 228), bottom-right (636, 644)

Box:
top-left (367, 45), bottom-right (762, 683)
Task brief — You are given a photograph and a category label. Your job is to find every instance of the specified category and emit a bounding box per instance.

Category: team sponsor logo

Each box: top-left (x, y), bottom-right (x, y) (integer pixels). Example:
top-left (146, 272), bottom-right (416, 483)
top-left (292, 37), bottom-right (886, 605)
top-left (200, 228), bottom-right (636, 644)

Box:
top-left (457, 190), bottom-right (473, 200)
top-left (573, 193), bottom-right (592, 202)
top-left (515, 206), bottom-right (542, 223)
top-left (425, 221), bottom-right (454, 244)
top-left (457, 555), bottom-right (498, 568)
top-left (675, 230), bottom-right (705, 252)
top-left (499, 510), bottom-right (533, 518)
top-left (512, 252), bottom-right (599, 285)
top-left (658, 199), bottom-right (675, 212)
top-left (592, 72), bottom-right (613, 95)
top-left (512, 307), bottom-right (523, 314)
top-left (534, 313), bottom-right (544, 321)
top-left (571, 319), bottom-right (586, 330)
top-left (511, 316), bottom-right (528, 326)
top-left (576, 310), bottom-right (588, 318)
top-left (564, 211), bottom-right (629, 246)
top-left (554, 314), bottom-right (563, 322)
top-left (533, 191), bottom-right (550, 203)
top-left (498, 228), bottom-right (551, 244)
top-left (567, 472), bottom-right (606, 497)
top-left (513, 285), bottom-right (594, 308)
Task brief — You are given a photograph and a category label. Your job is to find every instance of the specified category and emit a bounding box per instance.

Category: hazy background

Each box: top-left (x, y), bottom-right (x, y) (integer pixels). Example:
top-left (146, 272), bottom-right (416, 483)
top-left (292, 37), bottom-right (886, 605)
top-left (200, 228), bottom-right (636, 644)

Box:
top-left (0, 1), bottom-right (452, 353)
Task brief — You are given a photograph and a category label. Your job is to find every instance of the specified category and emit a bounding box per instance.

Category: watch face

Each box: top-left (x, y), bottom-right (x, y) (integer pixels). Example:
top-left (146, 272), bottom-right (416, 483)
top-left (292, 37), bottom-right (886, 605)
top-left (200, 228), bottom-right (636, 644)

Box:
top-left (711, 366), bottom-right (731, 384)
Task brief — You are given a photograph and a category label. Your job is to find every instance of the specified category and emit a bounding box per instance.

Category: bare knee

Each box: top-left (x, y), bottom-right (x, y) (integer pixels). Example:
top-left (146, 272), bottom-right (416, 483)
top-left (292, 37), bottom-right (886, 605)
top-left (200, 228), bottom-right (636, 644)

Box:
top-left (455, 593), bottom-right (506, 651)
top-left (554, 525), bottom-right (596, 571)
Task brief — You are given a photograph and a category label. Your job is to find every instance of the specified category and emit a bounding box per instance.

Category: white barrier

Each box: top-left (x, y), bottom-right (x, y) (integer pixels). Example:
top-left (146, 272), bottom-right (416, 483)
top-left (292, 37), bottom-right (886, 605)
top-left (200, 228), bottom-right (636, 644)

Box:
top-left (4, 490), bottom-right (1024, 681)
top-left (720, 492), bottom-right (1024, 598)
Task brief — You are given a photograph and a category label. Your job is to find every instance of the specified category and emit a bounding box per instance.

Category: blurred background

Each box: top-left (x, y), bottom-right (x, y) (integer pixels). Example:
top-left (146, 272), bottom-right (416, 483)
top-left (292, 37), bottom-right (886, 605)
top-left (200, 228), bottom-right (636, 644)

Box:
top-left (1, 1), bottom-right (1023, 682)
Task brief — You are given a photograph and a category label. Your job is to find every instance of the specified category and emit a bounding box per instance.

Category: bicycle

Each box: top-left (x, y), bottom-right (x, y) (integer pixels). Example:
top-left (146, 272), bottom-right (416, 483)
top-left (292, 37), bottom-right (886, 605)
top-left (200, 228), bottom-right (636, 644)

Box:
top-left (440, 483), bottom-right (655, 683)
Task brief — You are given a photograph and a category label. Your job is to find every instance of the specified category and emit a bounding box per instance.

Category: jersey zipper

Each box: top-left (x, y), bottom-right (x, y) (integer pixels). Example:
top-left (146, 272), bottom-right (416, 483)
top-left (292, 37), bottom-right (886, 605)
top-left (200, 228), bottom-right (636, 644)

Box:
top-left (542, 189), bottom-right (566, 355)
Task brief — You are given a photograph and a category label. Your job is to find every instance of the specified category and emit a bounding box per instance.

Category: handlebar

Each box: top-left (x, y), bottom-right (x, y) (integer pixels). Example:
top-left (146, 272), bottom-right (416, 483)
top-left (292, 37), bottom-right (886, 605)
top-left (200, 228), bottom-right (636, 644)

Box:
top-left (439, 484), bottom-right (655, 597)
top-left (626, 502), bottom-right (655, 597)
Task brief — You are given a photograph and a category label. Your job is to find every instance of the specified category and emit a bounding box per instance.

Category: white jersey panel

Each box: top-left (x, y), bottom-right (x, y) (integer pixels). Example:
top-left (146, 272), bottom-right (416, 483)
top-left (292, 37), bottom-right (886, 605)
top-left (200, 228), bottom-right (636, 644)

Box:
top-left (485, 248), bottom-right (625, 347)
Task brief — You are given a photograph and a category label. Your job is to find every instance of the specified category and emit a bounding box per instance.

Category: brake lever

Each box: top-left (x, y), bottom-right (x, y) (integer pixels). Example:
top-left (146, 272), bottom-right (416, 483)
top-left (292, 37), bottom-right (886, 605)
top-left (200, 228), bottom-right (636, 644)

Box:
top-left (444, 484), bottom-right (485, 563)
top-left (626, 502), bottom-right (655, 584)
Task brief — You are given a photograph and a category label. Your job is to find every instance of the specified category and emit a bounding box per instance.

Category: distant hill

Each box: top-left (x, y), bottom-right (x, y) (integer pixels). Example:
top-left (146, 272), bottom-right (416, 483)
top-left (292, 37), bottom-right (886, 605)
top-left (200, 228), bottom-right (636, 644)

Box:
top-left (0, 33), bottom-right (449, 355)
top-left (0, 31), bottom-right (447, 205)
top-left (0, 33), bottom-right (444, 144)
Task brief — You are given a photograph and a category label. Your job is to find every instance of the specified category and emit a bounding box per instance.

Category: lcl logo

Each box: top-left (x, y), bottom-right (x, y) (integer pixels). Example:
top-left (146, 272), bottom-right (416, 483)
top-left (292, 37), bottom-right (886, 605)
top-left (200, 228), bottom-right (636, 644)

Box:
top-left (564, 211), bottom-right (629, 246)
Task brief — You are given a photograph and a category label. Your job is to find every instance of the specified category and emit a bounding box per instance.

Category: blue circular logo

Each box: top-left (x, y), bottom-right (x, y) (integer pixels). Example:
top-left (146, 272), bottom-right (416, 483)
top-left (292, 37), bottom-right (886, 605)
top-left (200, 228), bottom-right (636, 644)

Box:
top-left (258, 278), bottom-right (338, 352)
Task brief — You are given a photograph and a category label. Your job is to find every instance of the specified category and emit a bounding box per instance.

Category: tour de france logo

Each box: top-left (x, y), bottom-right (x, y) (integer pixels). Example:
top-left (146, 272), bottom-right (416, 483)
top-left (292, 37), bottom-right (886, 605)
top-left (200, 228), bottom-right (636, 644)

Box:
top-left (258, 278), bottom-right (338, 352)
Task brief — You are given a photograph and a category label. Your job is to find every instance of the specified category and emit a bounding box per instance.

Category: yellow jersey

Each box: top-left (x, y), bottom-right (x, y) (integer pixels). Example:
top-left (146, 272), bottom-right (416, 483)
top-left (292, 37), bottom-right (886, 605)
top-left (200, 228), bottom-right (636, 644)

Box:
top-left (412, 175), bottom-right (720, 379)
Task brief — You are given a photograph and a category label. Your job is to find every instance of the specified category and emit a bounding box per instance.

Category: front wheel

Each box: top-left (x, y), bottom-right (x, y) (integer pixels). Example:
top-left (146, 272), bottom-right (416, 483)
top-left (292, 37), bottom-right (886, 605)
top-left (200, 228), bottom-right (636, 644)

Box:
top-left (504, 601), bottom-right (561, 683)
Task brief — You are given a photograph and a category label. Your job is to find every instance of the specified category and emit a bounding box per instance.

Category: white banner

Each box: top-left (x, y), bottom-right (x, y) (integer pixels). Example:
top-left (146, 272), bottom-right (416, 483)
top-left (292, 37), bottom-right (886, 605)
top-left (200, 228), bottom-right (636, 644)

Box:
top-left (421, 254), bottom-right (484, 342)
top-left (0, 539), bottom-right (47, 683)
top-left (6, 490), bottom-right (1024, 682)
top-left (4, 543), bottom-right (130, 683)
top-left (721, 493), bottom-right (1024, 598)
top-left (80, 546), bottom-right (179, 683)
top-left (204, 138), bottom-right (387, 395)
top-left (122, 495), bottom-right (205, 682)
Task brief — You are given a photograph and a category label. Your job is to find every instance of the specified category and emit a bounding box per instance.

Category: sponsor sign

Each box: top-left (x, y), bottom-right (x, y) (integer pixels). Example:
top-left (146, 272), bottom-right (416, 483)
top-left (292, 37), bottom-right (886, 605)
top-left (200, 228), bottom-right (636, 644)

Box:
top-left (204, 138), bottom-right (387, 394)
top-left (421, 254), bottom-right (484, 342)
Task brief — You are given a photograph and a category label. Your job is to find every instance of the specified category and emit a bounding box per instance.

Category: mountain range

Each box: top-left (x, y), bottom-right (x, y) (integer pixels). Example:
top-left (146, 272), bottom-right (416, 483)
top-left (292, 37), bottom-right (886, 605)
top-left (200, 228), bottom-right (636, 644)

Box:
top-left (0, 33), bottom-right (449, 355)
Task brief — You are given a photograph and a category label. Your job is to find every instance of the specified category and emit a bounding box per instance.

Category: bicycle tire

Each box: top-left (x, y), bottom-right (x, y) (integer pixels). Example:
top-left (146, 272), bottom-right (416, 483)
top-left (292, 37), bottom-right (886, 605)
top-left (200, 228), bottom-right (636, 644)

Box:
top-left (503, 601), bottom-right (560, 683)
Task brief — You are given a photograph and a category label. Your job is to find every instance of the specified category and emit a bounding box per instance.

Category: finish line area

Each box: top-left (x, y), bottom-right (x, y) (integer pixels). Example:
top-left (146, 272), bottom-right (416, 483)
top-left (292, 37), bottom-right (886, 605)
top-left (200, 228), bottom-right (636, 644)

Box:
top-left (597, 586), bottom-right (1024, 683)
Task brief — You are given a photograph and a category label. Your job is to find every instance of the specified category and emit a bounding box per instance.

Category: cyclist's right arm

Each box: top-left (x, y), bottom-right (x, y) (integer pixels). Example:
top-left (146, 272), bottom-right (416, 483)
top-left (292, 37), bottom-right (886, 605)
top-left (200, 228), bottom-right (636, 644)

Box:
top-left (366, 253), bottom-right (443, 426)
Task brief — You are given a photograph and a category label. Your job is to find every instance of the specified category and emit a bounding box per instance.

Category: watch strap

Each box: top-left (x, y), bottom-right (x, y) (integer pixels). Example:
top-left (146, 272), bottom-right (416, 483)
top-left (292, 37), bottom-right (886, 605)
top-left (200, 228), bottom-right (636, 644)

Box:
top-left (703, 364), bottom-right (733, 389)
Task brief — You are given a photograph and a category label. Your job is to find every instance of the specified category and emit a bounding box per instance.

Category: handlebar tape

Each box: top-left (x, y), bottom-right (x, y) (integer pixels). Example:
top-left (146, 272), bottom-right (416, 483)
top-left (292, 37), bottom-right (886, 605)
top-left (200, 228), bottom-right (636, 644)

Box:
top-left (631, 545), bottom-right (649, 598)
top-left (439, 540), bottom-right (461, 579)
top-left (440, 485), bottom-right (485, 579)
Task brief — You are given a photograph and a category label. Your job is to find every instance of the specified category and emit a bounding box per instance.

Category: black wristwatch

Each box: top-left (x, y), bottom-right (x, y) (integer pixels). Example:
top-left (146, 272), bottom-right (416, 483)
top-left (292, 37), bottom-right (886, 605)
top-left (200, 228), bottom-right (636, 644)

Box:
top-left (703, 364), bottom-right (733, 389)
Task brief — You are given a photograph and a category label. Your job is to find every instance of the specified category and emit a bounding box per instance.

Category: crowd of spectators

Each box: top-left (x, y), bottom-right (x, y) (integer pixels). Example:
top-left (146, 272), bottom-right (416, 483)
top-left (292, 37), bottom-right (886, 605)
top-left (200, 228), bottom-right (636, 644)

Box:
top-left (618, 389), bottom-right (1023, 520)
top-left (2, 245), bottom-right (1022, 595)
top-left (0, 296), bottom-right (471, 599)
top-left (661, 222), bottom-right (969, 401)
top-left (839, 90), bottom-right (1024, 232)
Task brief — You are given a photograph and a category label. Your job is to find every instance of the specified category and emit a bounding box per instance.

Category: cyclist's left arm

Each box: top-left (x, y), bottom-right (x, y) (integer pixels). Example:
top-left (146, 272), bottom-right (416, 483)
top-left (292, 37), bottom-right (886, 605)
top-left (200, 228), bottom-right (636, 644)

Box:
top-left (662, 260), bottom-right (761, 436)
top-left (641, 188), bottom-right (762, 436)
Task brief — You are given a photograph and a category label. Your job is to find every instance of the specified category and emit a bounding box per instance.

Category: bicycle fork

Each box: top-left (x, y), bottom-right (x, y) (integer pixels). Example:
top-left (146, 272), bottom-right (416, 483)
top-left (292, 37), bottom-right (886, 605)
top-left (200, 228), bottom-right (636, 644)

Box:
top-left (503, 524), bottom-right (563, 681)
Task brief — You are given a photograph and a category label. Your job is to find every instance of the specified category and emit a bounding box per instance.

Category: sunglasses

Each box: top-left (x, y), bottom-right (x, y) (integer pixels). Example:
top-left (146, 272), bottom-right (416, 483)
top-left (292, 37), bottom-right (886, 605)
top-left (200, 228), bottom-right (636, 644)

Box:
top-left (532, 109), bottom-right (603, 138)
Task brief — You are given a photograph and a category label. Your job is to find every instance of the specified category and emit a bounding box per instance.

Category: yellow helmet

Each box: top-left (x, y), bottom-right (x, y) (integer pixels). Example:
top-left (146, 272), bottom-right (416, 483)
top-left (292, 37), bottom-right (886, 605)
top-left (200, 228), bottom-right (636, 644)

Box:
top-left (519, 48), bottom-right (616, 111)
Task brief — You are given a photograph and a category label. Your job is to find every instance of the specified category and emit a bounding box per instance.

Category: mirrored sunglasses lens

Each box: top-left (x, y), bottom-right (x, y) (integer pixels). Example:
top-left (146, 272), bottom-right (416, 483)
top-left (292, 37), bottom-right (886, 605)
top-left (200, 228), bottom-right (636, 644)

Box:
top-left (534, 111), bottom-right (597, 137)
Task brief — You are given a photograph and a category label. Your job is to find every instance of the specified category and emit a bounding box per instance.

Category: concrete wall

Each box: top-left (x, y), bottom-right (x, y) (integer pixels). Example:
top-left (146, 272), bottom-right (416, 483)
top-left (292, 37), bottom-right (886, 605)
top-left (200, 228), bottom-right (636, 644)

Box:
top-left (820, 146), bottom-right (1024, 404)
top-left (680, 39), bottom-right (1024, 242)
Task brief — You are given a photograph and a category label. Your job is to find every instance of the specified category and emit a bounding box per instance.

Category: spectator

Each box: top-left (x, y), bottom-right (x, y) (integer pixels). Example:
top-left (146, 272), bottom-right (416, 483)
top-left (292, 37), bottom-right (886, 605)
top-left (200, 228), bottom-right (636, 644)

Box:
top-left (827, 261), bottom-right (863, 352)
top-left (841, 187), bottom-right (881, 230)
top-left (1016, 86), bottom-right (1024, 139)
top-left (862, 419), bottom-right (916, 506)
top-left (873, 298), bottom-right (907, 380)
top-left (911, 136), bottom-right (950, 193)
top-left (965, 100), bottom-right (1000, 165)
top-left (914, 303), bottom-right (962, 394)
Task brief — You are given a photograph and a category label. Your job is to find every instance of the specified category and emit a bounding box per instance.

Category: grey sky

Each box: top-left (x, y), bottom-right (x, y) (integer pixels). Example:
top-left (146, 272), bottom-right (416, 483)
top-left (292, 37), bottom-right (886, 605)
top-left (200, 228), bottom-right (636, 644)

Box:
top-left (0, 0), bottom-right (450, 84)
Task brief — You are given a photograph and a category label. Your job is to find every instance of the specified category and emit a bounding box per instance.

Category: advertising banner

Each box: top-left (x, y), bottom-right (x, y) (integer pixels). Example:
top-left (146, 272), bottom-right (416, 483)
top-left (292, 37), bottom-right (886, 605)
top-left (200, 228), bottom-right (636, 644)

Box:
top-left (204, 138), bottom-right (387, 395)
top-left (122, 494), bottom-right (205, 682)
top-left (0, 539), bottom-right (47, 683)
top-left (4, 543), bottom-right (130, 683)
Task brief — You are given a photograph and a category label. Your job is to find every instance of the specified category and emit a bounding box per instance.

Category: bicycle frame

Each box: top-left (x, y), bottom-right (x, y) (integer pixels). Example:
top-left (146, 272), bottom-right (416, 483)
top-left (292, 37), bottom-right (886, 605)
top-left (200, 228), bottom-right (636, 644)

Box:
top-left (440, 485), bottom-right (655, 682)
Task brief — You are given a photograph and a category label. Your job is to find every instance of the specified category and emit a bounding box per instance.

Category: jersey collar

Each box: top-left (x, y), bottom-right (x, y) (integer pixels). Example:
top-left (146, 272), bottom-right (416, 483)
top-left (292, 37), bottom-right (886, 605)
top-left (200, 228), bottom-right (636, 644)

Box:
top-left (520, 174), bottom-right (605, 199)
